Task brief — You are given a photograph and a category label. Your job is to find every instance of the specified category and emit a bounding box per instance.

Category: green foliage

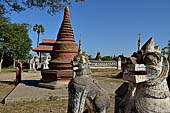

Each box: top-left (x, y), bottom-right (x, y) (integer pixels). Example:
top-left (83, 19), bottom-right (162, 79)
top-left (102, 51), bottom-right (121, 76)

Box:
top-left (162, 40), bottom-right (170, 61)
top-left (118, 54), bottom-right (127, 64)
top-left (33, 24), bottom-right (45, 47)
top-left (8, 24), bottom-right (32, 60)
top-left (33, 24), bottom-right (45, 34)
top-left (0, 16), bottom-right (11, 57)
top-left (0, 0), bottom-right (85, 15)
top-left (0, 16), bottom-right (32, 61)
top-left (88, 55), bottom-right (94, 60)
top-left (101, 56), bottom-right (112, 61)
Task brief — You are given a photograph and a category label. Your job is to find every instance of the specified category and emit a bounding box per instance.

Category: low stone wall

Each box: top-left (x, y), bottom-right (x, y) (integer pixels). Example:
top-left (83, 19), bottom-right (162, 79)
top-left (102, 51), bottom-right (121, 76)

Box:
top-left (89, 60), bottom-right (117, 68)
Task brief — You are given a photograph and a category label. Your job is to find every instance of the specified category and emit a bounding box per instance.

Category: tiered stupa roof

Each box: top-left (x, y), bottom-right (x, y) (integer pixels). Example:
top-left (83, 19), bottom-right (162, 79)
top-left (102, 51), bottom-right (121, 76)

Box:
top-left (41, 7), bottom-right (78, 82)
top-left (57, 7), bottom-right (75, 42)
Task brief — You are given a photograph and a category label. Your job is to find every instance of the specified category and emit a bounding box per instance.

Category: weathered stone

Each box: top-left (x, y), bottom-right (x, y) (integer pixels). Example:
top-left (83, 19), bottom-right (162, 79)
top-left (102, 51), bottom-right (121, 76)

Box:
top-left (42, 55), bottom-right (49, 69)
top-left (114, 82), bottom-right (129, 113)
top-left (28, 54), bottom-right (40, 71)
top-left (28, 54), bottom-right (34, 70)
top-left (115, 37), bottom-right (170, 113)
top-left (115, 82), bottom-right (129, 97)
top-left (126, 64), bottom-right (146, 72)
top-left (67, 44), bottom-right (110, 113)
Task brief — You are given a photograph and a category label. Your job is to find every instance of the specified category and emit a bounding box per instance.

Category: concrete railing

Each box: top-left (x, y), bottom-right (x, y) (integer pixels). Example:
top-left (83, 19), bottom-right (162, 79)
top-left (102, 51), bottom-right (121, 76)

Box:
top-left (89, 60), bottom-right (117, 68)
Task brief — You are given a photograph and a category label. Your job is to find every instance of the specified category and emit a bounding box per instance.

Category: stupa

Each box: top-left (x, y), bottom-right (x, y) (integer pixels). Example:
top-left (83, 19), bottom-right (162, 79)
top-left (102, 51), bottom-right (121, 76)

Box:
top-left (41, 7), bottom-right (78, 82)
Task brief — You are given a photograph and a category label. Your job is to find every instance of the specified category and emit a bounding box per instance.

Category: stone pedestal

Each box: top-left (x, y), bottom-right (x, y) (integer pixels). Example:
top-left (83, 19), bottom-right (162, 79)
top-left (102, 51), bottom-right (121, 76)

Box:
top-left (41, 70), bottom-right (73, 82)
top-left (117, 57), bottom-right (121, 70)
top-left (41, 7), bottom-right (78, 82)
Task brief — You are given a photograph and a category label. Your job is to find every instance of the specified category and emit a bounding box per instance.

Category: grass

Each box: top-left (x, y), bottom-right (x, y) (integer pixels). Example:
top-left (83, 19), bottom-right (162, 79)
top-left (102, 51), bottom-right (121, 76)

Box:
top-left (1, 68), bottom-right (16, 72)
top-left (0, 83), bottom-right (15, 103)
top-left (1, 67), bottom-right (29, 72)
top-left (0, 82), bottom-right (68, 113)
top-left (0, 96), bottom-right (115, 113)
top-left (0, 98), bottom-right (68, 113)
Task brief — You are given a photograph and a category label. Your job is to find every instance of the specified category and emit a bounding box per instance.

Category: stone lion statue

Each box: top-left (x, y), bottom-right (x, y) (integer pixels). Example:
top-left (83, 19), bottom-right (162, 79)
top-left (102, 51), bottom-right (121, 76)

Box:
top-left (115, 37), bottom-right (170, 113)
top-left (67, 51), bottom-right (110, 113)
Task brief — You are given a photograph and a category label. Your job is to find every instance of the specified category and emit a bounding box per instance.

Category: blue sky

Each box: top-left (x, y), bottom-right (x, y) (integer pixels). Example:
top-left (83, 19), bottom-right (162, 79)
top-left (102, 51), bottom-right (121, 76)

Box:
top-left (6, 0), bottom-right (170, 57)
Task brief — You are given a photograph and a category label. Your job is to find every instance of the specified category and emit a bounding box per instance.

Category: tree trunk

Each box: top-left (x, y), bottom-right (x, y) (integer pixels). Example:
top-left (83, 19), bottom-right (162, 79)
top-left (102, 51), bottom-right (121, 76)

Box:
top-left (13, 58), bottom-right (15, 68)
top-left (37, 32), bottom-right (40, 48)
top-left (0, 53), bottom-right (4, 72)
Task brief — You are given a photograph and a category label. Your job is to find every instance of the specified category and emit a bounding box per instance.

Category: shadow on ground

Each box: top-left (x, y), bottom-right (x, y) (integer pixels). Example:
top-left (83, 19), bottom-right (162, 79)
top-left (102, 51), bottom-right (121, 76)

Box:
top-left (93, 72), bottom-right (123, 79)
top-left (22, 80), bottom-right (56, 90)
top-left (0, 81), bottom-right (16, 85)
top-left (0, 80), bottom-right (56, 90)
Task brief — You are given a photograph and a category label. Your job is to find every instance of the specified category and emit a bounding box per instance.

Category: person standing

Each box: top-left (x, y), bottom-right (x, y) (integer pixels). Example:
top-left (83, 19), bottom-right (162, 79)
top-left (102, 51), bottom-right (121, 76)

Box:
top-left (16, 62), bottom-right (22, 85)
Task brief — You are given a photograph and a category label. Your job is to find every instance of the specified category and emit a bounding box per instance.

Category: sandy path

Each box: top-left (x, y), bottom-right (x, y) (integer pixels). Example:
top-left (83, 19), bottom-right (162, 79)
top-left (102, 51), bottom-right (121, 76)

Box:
top-left (0, 72), bottom-right (41, 81)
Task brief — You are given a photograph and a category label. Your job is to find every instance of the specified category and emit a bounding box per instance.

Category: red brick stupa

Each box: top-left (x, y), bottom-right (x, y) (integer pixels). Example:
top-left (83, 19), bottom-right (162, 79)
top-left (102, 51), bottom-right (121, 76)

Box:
top-left (41, 7), bottom-right (78, 82)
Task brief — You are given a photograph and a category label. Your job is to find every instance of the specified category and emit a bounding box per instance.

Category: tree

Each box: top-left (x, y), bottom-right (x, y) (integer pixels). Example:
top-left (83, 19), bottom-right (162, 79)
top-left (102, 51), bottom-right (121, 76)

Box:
top-left (88, 55), bottom-right (94, 60)
top-left (162, 40), bottom-right (170, 62)
top-left (118, 54), bottom-right (127, 64)
top-left (0, 0), bottom-right (85, 15)
top-left (0, 15), bottom-right (32, 71)
top-left (101, 56), bottom-right (112, 61)
top-left (7, 23), bottom-right (32, 68)
top-left (0, 15), bottom-right (11, 72)
top-left (33, 24), bottom-right (45, 48)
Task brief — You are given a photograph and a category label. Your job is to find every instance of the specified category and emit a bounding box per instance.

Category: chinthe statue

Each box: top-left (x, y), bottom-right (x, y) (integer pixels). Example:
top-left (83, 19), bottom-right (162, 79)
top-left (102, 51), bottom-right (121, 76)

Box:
top-left (115, 37), bottom-right (170, 113)
top-left (67, 51), bottom-right (110, 113)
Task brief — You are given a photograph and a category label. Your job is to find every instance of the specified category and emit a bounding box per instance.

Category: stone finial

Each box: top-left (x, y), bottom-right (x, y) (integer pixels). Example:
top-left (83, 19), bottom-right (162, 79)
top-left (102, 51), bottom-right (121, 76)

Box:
top-left (64, 7), bottom-right (70, 19)
top-left (78, 39), bottom-right (82, 54)
top-left (118, 57), bottom-right (121, 61)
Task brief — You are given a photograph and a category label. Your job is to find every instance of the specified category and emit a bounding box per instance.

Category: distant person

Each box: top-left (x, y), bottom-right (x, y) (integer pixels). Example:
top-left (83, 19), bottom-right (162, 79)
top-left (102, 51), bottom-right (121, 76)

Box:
top-left (18, 61), bottom-right (22, 70)
top-left (16, 62), bottom-right (22, 85)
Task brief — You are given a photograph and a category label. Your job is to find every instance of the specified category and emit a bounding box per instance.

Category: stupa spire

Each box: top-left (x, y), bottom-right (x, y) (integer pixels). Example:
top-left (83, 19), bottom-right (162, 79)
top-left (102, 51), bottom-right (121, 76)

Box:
top-left (57, 7), bottom-right (75, 42)
top-left (78, 39), bottom-right (82, 54)
top-left (64, 7), bottom-right (70, 19)
top-left (138, 32), bottom-right (141, 51)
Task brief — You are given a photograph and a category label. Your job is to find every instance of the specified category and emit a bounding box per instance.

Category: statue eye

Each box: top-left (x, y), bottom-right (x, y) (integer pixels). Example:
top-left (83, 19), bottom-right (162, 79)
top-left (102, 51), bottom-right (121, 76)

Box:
top-left (143, 54), bottom-right (157, 65)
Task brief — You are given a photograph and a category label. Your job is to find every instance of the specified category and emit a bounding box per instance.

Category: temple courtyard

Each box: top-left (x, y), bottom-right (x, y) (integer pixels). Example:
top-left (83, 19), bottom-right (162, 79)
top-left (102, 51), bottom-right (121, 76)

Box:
top-left (0, 68), bottom-right (123, 113)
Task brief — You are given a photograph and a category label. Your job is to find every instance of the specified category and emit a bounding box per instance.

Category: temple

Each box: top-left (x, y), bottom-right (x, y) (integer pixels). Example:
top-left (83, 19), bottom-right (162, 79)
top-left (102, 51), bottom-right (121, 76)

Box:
top-left (41, 7), bottom-right (78, 82)
top-left (33, 39), bottom-right (56, 53)
top-left (32, 39), bottom-right (56, 62)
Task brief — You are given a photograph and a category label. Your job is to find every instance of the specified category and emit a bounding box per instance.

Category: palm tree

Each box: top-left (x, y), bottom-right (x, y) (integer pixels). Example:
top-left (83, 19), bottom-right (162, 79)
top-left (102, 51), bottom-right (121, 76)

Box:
top-left (33, 24), bottom-right (45, 47)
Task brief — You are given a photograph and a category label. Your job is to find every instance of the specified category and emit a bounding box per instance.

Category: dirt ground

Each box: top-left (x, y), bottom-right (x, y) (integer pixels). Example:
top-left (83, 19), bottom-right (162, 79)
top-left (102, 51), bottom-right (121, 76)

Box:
top-left (0, 69), bottom-right (124, 113)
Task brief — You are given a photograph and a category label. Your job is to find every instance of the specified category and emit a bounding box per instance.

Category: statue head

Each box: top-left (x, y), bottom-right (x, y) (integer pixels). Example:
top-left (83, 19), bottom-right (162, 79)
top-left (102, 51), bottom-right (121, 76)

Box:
top-left (140, 37), bottom-right (163, 66)
top-left (72, 50), bottom-right (91, 76)
top-left (141, 37), bottom-right (155, 55)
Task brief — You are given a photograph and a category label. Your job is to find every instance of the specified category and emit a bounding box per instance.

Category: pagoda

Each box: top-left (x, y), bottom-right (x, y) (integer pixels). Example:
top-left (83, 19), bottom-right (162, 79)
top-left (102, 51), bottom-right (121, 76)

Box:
top-left (41, 7), bottom-right (78, 82)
